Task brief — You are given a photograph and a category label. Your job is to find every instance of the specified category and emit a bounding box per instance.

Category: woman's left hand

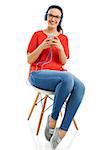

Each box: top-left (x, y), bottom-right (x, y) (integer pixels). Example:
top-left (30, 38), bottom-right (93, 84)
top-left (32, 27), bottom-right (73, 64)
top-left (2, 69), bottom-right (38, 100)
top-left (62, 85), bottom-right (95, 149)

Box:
top-left (50, 37), bottom-right (64, 51)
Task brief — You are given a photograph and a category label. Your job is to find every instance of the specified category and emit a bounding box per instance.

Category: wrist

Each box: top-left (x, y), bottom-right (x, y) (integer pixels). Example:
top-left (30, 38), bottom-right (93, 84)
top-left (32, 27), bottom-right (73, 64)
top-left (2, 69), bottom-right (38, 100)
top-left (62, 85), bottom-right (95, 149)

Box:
top-left (38, 45), bottom-right (43, 51)
top-left (58, 46), bottom-right (64, 52)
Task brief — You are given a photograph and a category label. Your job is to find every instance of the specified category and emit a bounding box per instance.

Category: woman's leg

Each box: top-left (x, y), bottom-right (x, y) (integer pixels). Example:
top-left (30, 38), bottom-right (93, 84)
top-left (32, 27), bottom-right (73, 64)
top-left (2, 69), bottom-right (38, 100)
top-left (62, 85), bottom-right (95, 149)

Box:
top-left (60, 75), bottom-right (85, 132)
top-left (29, 70), bottom-right (85, 142)
top-left (50, 74), bottom-right (85, 150)
top-left (29, 70), bottom-right (74, 122)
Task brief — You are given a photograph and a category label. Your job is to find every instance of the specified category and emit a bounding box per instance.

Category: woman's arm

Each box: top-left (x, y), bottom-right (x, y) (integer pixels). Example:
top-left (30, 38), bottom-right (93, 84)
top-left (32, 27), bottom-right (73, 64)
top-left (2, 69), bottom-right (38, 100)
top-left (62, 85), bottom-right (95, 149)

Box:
top-left (58, 47), bottom-right (67, 65)
top-left (27, 38), bottom-right (52, 64)
top-left (27, 45), bottom-right (43, 64)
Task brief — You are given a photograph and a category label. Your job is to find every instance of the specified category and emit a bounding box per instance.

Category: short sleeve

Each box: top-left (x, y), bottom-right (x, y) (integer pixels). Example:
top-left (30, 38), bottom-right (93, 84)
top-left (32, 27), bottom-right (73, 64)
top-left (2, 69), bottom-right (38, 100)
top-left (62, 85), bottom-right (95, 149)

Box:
top-left (61, 35), bottom-right (70, 59)
top-left (27, 32), bottom-right (38, 54)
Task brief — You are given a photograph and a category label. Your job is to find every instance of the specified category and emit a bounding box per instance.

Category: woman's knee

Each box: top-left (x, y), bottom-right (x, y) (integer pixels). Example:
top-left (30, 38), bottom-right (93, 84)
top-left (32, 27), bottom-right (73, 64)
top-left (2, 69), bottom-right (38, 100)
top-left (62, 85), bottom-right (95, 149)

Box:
top-left (61, 72), bottom-right (74, 91)
top-left (77, 80), bottom-right (85, 94)
top-left (74, 78), bottom-right (85, 101)
top-left (80, 81), bottom-right (85, 94)
top-left (29, 73), bottom-right (35, 85)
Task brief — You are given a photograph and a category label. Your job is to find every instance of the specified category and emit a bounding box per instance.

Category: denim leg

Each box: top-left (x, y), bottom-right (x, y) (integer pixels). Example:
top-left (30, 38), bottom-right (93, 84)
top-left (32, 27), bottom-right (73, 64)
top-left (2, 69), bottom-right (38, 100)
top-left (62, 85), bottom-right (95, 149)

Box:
top-left (29, 70), bottom-right (85, 131)
top-left (29, 70), bottom-right (75, 121)
top-left (60, 75), bottom-right (85, 131)
top-left (51, 72), bottom-right (74, 120)
top-left (29, 70), bottom-right (63, 91)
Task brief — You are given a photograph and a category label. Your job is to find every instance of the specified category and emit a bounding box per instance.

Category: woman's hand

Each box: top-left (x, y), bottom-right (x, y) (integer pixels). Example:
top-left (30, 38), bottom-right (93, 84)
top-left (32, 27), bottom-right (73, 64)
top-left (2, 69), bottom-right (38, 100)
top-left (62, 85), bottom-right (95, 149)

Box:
top-left (50, 37), bottom-right (67, 65)
top-left (39, 38), bottom-right (53, 50)
top-left (50, 37), bottom-right (64, 51)
top-left (39, 37), bottom-right (64, 51)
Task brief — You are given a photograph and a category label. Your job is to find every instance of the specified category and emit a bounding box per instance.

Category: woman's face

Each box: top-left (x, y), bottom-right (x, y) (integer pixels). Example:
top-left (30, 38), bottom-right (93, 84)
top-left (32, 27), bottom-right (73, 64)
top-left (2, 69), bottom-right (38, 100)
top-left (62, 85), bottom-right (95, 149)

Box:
top-left (47, 8), bottom-right (62, 30)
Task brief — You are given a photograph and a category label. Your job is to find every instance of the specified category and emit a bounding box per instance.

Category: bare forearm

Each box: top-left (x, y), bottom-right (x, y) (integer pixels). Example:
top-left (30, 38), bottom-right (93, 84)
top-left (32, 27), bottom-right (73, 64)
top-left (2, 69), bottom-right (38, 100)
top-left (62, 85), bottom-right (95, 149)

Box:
top-left (58, 48), bottom-right (67, 65)
top-left (27, 46), bottom-right (43, 64)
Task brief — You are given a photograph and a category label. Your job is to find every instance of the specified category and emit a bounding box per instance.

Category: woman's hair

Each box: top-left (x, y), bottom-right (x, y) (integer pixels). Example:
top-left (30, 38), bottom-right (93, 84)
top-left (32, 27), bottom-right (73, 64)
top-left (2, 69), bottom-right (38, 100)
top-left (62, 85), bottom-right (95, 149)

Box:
top-left (45, 5), bottom-right (63, 33)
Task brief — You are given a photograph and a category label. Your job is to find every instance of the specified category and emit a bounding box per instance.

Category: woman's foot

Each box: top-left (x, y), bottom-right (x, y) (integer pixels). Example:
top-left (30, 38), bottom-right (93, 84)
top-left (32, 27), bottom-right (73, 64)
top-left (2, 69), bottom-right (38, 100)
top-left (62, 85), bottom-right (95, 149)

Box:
top-left (58, 128), bottom-right (66, 138)
top-left (45, 115), bottom-right (56, 141)
top-left (49, 116), bottom-right (57, 129)
top-left (50, 128), bottom-right (67, 150)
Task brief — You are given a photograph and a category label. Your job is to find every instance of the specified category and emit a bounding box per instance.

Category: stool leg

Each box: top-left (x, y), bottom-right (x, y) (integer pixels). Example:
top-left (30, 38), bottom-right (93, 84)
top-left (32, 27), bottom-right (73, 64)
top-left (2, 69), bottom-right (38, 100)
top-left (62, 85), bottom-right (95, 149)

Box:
top-left (36, 95), bottom-right (48, 135)
top-left (28, 92), bottom-right (40, 120)
top-left (73, 118), bottom-right (78, 130)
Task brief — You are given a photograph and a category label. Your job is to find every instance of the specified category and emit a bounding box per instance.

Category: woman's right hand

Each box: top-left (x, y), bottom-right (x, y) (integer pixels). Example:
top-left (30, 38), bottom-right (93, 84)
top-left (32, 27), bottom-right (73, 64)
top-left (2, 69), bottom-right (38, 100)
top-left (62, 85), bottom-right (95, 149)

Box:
top-left (27, 38), bottom-right (53, 64)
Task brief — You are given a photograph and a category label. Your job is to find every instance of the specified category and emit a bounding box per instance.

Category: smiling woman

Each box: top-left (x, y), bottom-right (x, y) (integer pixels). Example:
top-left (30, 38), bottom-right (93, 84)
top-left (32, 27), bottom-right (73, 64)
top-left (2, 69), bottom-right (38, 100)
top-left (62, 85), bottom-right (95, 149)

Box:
top-left (27, 5), bottom-right (85, 150)
top-left (44, 5), bottom-right (63, 33)
top-left (46, 9), bottom-right (62, 31)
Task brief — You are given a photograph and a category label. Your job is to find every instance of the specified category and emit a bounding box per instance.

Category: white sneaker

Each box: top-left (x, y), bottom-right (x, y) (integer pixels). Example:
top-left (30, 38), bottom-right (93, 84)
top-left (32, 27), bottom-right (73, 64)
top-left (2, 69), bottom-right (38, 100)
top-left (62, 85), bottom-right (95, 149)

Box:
top-left (50, 128), bottom-right (62, 150)
top-left (45, 115), bottom-right (55, 141)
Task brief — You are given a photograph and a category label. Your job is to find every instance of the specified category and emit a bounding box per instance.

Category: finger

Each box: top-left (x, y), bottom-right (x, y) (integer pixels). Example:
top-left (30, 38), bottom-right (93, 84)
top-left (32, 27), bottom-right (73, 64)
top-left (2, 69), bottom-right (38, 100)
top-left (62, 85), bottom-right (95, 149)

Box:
top-left (45, 38), bottom-right (51, 41)
top-left (46, 41), bottom-right (52, 45)
top-left (51, 43), bottom-right (58, 46)
top-left (55, 37), bottom-right (60, 42)
top-left (46, 39), bottom-right (53, 43)
top-left (55, 36), bottom-right (59, 40)
top-left (51, 39), bottom-right (58, 43)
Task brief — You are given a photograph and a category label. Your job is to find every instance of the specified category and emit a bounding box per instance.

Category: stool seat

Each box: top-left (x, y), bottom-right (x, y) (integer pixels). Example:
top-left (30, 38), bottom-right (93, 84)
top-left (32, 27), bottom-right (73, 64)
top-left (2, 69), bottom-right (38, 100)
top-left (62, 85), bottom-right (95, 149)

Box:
top-left (32, 86), bottom-right (55, 95)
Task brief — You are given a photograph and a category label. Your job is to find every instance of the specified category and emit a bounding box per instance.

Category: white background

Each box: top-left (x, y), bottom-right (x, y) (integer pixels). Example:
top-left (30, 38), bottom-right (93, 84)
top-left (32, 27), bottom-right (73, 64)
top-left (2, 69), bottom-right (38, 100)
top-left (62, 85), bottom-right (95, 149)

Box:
top-left (0, 0), bottom-right (100, 150)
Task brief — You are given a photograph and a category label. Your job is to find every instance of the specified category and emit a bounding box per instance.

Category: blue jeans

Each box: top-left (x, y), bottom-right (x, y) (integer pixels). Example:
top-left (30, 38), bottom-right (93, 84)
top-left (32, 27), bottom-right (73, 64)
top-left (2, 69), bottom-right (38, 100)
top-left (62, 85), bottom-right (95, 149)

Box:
top-left (29, 70), bottom-right (85, 131)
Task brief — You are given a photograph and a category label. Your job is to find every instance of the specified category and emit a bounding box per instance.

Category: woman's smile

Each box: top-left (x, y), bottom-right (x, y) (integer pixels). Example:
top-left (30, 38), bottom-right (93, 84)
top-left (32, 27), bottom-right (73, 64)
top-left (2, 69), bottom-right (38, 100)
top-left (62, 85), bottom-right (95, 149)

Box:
top-left (49, 20), bottom-right (57, 25)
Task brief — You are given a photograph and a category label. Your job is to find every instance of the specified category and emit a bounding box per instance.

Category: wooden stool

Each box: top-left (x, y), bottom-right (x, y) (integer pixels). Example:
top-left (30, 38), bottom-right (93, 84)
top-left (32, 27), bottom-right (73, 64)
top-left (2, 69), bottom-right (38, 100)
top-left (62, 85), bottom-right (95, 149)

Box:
top-left (28, 86), bottom-right (78, 135)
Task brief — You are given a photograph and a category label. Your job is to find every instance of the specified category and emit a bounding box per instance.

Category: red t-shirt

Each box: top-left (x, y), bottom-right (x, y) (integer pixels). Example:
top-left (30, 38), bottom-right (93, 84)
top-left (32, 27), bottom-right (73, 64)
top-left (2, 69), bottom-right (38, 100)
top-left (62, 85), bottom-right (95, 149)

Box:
top-left (27, 30), bottom-right (70, 74)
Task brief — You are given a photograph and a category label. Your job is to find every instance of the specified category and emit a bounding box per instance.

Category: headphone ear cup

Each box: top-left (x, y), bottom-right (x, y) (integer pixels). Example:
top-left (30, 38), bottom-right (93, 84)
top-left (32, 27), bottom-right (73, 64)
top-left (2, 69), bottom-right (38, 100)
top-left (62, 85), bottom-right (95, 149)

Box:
top-left (45, 13), bottom-right (47, 20)
top-left (59, 16), bottom-right (63, 24)
top-left (58, 18), bottom-right (62, 26)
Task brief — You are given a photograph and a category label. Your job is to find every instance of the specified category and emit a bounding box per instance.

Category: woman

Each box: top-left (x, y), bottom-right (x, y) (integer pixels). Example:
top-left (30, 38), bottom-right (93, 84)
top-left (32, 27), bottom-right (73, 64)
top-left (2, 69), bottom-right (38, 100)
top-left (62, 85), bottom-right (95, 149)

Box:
top-left (27, 5), bottom-right (85, 150)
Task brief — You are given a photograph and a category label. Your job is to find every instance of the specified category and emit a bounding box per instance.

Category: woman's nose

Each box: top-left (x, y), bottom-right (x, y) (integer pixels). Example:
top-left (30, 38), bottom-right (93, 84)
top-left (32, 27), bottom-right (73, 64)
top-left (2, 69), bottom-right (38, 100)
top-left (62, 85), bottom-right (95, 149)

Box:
top-left (51, 17), bottom-right (56, 21)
